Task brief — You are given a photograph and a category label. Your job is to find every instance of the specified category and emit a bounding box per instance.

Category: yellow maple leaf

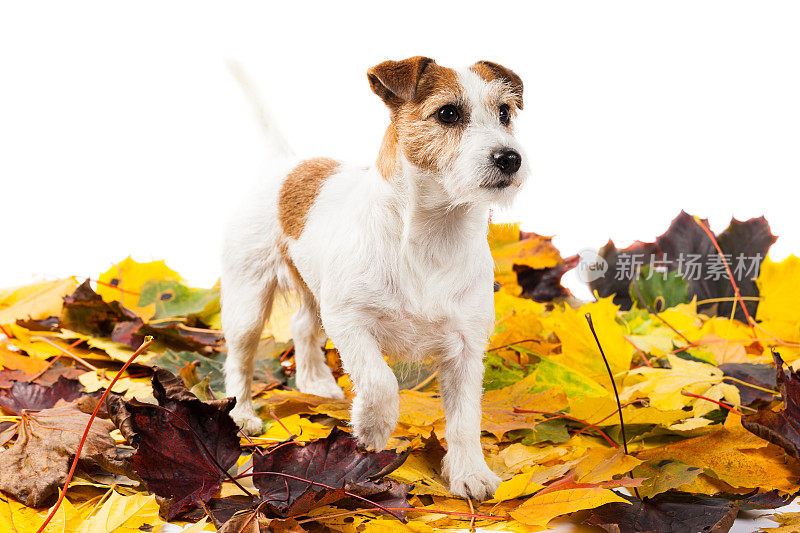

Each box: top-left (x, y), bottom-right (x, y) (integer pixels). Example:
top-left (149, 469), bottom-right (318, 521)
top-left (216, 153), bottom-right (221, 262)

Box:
top-left (492, 461), bottom-right (576, 501)
top-left (75, 490), bottom-right (163, 533)
top-left (489, 222), bottom-right (562, 296)
top-left (0, 277), bottom-right (78, 325)
top-left (97, 256), bottom-right (183, 319)
top-left (756, 255), bottom-right (800, 358)
top-left (757, 255), bottom-right (800, 324)
top-left (261, 413), bottom-right (332, 442)
top-left (572, 447), bottom-right (642, 484)
top-left (542, 296), bottom-right (633, 382)
top-left (621, 354), bottom-right (740, 417)
top-left (636, 415), bottom-right (800, 491)
top-left (510, 487), bottom-right (630, 526)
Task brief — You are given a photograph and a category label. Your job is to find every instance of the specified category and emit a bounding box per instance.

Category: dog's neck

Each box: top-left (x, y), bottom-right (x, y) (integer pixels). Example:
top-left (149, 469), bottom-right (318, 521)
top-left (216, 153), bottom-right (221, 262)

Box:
top-left (377, 126), bottom-right (490, 262)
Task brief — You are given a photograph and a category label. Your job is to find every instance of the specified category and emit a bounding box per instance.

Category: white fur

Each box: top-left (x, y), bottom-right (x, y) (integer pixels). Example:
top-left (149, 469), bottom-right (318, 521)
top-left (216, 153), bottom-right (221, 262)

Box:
top-left (222, 65), bottom-right (527, 500)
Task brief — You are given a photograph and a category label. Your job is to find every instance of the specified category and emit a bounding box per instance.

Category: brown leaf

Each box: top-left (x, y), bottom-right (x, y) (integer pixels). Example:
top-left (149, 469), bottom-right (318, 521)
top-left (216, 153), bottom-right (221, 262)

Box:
top-left (584, 491), bottom-right (739, 533)
top-left (217, 510), bottom-right (271, 533)
top-left (107, 367), bottom-right (242, 519)
top-left (252, 427), bottom-right (410, 518)
top-left (60, 279), bottom-right (142, 338)
top-left (0, 401), bottom-right (129, 507)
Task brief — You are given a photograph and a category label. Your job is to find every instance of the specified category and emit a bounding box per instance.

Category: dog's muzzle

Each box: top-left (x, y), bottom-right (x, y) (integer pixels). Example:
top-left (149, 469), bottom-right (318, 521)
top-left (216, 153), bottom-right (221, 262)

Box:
top-left (484, 149), bottom-right (522, 188)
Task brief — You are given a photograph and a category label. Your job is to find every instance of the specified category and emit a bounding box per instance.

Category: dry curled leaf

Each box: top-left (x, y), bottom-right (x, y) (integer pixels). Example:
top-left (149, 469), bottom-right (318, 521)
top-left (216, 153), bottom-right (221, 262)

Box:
top-left (0, 401), bottom-right (129, 507)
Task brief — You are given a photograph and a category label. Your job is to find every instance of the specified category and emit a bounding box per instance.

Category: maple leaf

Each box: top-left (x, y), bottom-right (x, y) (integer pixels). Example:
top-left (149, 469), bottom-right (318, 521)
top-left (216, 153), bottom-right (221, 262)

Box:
top-left (60, 279), bottom-right (142, 338)
top-left (0, 375), bottom-right (86, 414)
top-left (107, 367), bottom-right (242, 519)
top-left (137, 279), bottom-right (219, 321)
top-left (252, 428), bottom-right (410, 517)
top-left (514, 255), bottom-right (578, 302)
top-left (0, 401), bottom-right (129, 507)
top-left (0, 277), bottom-right (79, 325)
top-left (637, 414), bottom-right (800, 492)
top-left (591, 240), bottom-right (661, 308)
top-left (589, 211), bottom-right (775, 319)
top-left (96, 256), bottom-right (184, 320)
top-left (583, 491), bottom-right (739, 533)
top-left (488, 223), bottom-right (570, 300)
top-left (742, 350), bottom-right (800, 459)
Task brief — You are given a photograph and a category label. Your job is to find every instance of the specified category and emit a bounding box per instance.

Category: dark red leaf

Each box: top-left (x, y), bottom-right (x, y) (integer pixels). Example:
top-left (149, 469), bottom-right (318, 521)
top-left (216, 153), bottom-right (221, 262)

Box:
top-left (587, 211), bottom-right (775, 319)
top-left (590, 240), bottom-right (661, 309)
top-left (252, 427), bottom-right (409, 518)
top-left (734, 489), bottom-right (800, 510)
top-left (0, 376), bottom-right (85, 415)
top-left (583, 491), bottom-right (738, 533)
top-left (719, 363), bottom-right (776, 407)
top-left (515, 255), bottom-right (579, 302)
top-left (742, 351), bottom-right (800, 459)
top-left (107, 368), bottom-right (242, 519)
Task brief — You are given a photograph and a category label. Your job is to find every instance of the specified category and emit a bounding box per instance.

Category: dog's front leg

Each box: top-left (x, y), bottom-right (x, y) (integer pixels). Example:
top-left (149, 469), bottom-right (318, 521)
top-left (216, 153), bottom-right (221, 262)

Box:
top-left (329, 327), bottom-right (399, 450)
top-left (439, 336), bottom-right (500, 501)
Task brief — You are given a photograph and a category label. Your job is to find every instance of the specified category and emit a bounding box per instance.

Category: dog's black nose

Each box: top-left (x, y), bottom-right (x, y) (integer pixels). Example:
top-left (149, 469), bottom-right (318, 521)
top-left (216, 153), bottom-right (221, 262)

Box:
top-left (492, 149), bottom-right (522, 175)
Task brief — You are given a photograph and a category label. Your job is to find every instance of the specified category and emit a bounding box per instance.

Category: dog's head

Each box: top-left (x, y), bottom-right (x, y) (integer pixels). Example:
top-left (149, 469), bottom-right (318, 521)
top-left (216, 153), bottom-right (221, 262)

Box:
top-left (368, 56), bottom-right (528, 207)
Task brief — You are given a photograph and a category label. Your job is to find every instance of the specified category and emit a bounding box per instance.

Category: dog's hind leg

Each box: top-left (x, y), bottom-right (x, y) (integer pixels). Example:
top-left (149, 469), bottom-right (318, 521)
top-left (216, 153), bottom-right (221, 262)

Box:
top-left (291, 296), bottom-right (343, 399)
top-left (222, 268), bottom-right (277, 435)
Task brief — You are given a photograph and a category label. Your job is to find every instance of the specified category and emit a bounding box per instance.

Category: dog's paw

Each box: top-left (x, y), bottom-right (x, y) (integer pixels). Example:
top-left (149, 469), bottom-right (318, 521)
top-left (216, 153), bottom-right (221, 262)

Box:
top-left (351, 396), bottom-right (398, 451)
top-left (230, 408), bottom-right (264, 436)
top-left (352, 419), bottom-right (394, 451)
top-left (298, 376), bottom-right (345, 400)
top-left (443, 454), bottom-right (501, 501)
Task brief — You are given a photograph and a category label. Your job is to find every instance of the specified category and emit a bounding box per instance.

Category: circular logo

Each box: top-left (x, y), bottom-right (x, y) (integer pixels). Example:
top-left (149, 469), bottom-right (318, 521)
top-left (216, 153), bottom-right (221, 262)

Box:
top-left (576, 248), bottom-right (608, 283)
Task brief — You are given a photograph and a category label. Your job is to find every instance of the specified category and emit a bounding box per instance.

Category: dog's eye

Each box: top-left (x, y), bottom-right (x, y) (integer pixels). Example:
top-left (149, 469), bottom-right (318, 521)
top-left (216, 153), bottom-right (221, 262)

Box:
top-left (436, 105), bottom-right (460, 125)
top-left (499, 104), bottom-right (510, 126)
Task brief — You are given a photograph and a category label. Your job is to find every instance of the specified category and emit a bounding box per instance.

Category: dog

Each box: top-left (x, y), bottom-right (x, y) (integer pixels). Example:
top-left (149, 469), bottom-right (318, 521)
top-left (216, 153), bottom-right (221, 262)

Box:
top-left (221, 56), bottom-right (528, 500)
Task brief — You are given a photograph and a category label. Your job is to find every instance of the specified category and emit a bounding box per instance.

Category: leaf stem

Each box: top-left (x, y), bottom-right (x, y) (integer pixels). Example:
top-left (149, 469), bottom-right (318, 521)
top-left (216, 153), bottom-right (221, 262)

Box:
top-left (585, 312), bottom-right (641, 500)
top-left (691, 216), bottom-right (758, 338)
top-left (36, 336), bottom-right (153, 533)
top-left (512, 408), bottom-right (619, 449)
top-left (235, 471), bottom-right (406, 523)
top-left (31, 336), bottom-right (102, 373)
top-left (679, 390), bottom-right (748, 415)
top-left (722, 376), bottom-right (778, 395)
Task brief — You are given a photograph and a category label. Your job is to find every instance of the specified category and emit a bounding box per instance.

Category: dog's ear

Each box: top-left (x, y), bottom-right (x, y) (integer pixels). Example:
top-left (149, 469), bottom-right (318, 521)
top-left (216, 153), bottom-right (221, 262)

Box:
top-left (367, 56), bottom-right (435, 108)
top-left (472, 60), bottom-right (523, 109)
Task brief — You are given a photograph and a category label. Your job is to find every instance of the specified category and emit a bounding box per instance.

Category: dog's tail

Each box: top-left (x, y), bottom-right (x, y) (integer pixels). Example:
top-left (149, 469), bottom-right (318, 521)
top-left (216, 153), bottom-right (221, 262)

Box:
top-left (226, 59), bottom-right (294, 159)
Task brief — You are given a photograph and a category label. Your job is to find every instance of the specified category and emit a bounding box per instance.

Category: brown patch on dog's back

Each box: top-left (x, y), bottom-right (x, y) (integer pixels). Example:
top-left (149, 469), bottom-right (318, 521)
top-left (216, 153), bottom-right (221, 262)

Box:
top-left (279, 158), bottom-right (340, 239)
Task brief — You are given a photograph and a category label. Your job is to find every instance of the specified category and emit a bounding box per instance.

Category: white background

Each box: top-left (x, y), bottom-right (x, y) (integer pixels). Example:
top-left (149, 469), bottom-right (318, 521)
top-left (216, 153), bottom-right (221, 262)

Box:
top-left (1, 1), bottom-right (798, 301)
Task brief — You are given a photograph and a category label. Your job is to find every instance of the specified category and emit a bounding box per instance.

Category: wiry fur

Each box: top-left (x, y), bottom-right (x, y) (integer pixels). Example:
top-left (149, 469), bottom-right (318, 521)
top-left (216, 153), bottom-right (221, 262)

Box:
top-left (222, 57), bottom-right (528, 500)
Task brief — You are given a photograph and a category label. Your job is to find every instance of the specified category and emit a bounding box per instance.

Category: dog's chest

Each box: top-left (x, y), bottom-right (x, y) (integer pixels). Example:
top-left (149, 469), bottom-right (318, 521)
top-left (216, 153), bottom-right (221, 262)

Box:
top-left (370, 251), bottom-right (493, 359)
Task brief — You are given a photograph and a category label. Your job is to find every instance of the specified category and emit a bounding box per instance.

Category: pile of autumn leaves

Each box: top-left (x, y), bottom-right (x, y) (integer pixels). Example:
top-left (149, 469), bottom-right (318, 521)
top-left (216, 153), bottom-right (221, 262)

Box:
top-left (1, 223), bottom-right (800, 532)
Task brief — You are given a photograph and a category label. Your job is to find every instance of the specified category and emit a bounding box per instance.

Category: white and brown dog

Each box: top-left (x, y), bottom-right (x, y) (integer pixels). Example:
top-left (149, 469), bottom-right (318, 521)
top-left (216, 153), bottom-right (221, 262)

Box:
top-left (221, 56), bottom-right (528, 500)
